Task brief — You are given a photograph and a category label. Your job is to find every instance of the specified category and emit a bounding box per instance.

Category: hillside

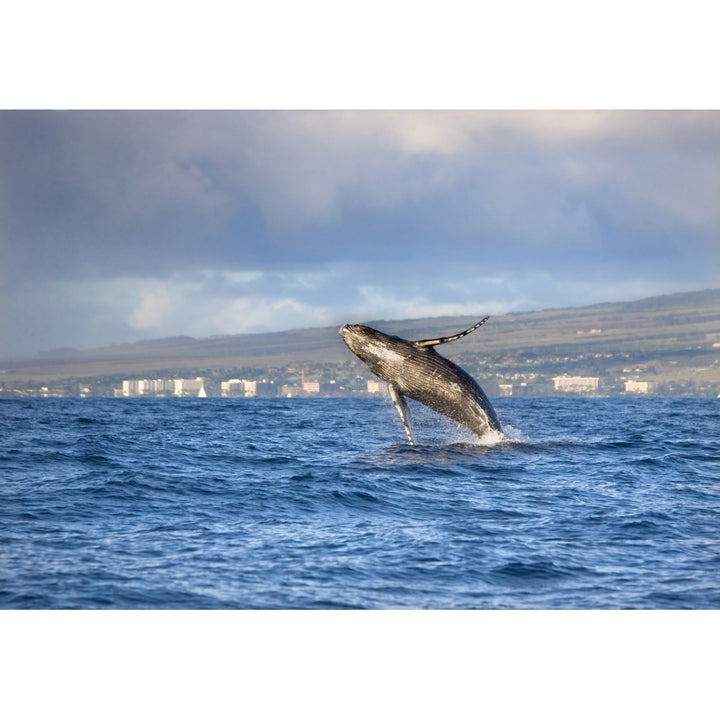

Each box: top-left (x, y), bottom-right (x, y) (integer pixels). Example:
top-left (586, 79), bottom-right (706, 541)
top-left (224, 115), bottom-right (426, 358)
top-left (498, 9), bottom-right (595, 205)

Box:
top-left (2, 289), bottom-right (719, 396)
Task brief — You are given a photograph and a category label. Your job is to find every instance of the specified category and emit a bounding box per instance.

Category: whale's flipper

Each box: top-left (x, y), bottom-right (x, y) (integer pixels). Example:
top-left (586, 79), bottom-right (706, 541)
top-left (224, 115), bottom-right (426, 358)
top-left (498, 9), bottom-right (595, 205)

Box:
top-left (388, 383), bottom-right (415, 445)
top-left (413, 316), bottom-right (490, 348)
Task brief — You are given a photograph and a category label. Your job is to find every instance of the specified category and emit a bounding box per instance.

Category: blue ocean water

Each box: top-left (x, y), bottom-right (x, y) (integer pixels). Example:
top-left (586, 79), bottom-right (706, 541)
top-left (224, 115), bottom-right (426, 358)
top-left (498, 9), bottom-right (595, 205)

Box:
top-left (1, 396), bottom-right (718, 609)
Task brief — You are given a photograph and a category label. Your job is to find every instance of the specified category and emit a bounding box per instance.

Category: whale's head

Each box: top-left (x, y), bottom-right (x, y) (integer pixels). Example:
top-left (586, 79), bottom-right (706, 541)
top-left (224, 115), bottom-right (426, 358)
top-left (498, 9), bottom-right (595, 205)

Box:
top-left (339, 324), bottom-right (381, 357)
top-left (339, 324), bottom-right (408, 380)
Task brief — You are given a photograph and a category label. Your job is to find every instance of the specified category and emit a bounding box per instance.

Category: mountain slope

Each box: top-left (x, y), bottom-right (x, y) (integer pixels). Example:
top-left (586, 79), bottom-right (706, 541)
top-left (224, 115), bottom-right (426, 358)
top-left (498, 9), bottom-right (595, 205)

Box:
top-left (3, 289), bottom-right (719, 383)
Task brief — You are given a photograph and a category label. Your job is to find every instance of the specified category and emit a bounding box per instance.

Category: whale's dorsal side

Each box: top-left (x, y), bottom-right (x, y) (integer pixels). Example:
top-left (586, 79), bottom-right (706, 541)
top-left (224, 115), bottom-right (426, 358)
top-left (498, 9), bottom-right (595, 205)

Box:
top-left (413, 316), bottom-right (490, 348)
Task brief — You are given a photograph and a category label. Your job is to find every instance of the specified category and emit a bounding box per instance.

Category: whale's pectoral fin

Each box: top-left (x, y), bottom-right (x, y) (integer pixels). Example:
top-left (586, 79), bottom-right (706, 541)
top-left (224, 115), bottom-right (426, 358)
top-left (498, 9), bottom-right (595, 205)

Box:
top-left (413, 316), bottom-right (490, 348)
top-left (388, 383), bottom-right (415, 445)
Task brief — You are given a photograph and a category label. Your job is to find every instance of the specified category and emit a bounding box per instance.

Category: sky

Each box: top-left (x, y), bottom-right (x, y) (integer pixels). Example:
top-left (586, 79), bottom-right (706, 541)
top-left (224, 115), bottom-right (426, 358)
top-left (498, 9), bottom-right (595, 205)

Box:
top-left (1, 109), bottom-right (719, 358)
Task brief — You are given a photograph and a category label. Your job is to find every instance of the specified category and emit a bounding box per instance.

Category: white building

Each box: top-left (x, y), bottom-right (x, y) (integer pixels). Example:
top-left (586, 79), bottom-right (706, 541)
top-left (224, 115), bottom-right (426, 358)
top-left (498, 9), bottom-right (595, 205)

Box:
top-left (174, 378), bottom-right (205, 397)
top-left (221, 379), bottom-right (257, 397)
top-left (624, 380), bottom-right (656, 394)
top-left (121, 378), bottom-right (174, 396)
top-left (121, 377), bottom-right (205, 397)
top-left (221, 379), bottom-right (243, 396)
top-left (553, 375), bottom-right (600, 393)
top-left (150, 378), bottom-right (175, 395)
top-left (122, 379), bottom-right (143, 396)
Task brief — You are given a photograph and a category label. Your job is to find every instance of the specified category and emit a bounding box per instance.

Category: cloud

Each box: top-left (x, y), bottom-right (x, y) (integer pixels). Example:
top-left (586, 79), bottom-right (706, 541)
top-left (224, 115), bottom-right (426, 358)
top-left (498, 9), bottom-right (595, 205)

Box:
top-left (1, 110), bottom-right (719, 357)
top-left (129, 285), bottom-right (172, 330)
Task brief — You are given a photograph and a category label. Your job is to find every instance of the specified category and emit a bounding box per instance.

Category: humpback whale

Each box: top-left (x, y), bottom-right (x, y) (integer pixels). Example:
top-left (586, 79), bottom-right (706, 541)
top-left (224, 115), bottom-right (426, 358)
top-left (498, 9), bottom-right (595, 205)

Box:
top-left (339, 317), bottom-right (502, 445)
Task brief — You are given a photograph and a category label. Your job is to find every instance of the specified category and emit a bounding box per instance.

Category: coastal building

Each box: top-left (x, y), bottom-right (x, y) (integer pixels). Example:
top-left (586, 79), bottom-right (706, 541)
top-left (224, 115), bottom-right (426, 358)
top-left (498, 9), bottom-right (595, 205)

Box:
top-left (624, 380), bottom-right (656, 394)
top-left (296, 380), bottom-right (339, 394)
top-left (553, 375), bottom-right (600, 393)
top-left (173, 378), bottom-right (205, 397)
top-left (122, 379), bottom-right (146, 396)
top-left (119, 377), bottom-right (205, 397)
top-left (221, 379), bottom-right (257, 397)
top-left (151, 379), bottom-right (175, 395)
top-left (121, 378), bottom-right (175, 396)
top-left (280, 381), bottom-right (338, 397)
top-left (367, 380), bottom-right (385, 394)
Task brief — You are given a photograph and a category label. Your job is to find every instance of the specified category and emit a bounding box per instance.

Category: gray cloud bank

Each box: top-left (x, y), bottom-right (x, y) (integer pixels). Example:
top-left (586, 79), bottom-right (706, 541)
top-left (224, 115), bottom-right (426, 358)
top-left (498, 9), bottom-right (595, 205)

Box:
top-left (1, 110), bottom-right (718, 357)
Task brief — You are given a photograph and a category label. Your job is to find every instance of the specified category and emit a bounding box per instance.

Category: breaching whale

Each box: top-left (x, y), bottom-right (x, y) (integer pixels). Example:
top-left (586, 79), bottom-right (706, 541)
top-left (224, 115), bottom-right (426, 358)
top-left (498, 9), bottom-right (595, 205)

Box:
top-left (339, 317), bottom-right (502, 445)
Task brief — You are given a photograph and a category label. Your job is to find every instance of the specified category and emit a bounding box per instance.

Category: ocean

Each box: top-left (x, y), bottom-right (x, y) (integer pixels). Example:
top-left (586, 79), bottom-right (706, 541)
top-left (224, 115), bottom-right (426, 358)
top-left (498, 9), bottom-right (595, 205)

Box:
top-left (1, 395), bottom-right (719, 609)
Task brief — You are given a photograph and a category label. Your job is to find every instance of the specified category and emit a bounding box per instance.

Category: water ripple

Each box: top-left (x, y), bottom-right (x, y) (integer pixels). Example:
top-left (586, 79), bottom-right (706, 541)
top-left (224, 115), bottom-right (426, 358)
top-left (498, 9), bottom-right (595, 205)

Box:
top-left (1, 396), bottom-right (718, 608)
